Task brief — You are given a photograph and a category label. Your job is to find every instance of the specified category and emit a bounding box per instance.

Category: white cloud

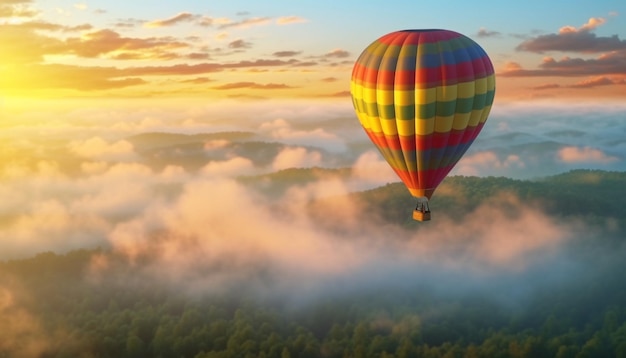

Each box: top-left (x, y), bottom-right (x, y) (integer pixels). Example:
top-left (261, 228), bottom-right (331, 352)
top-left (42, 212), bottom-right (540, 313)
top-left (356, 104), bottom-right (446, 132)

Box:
top-left (80, 161), bottom-right (109, 175)
top-left (557, 146), bottom-right (618, 163)
top-left (0, 162), bottom-right (161, 259)
top-left (404, 192), bottom-right (571, 271)
top-left (454, 151), bottom-right (525, 176)
top-left (0, 285), bottom-right (53, 357)
top-left (0, 199), bottom-right (109, 259)
top-left (203, 139), bottom-right (230, 150)
top-left (200, 157), bottom-right (256, 177)
top-left (68, 137), bottom-right (135, 161)
top-left (272, 147), bottom-right (322, 170)
top-left (2, 100), bottom-right (626, 269)
top-left (106, 178), bottom-right (367, 290)
top-left (92, 175), bottom-right (576, 297)
top-left (350, 150), bottom-right (397, 185)
top-left (260, 118), bottom-right (347, 152)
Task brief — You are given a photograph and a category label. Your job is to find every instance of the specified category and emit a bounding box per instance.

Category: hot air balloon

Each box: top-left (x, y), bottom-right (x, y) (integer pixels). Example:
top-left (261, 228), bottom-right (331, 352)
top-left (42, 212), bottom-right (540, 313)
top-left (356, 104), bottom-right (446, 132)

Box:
top-left (350, 29), bottom-right (495, 221)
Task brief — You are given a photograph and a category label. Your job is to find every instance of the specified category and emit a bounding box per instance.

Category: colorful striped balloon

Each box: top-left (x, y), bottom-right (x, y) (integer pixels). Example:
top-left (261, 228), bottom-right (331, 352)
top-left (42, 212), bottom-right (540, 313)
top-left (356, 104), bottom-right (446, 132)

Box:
top-left (351, 29), bottom-right (495, 203)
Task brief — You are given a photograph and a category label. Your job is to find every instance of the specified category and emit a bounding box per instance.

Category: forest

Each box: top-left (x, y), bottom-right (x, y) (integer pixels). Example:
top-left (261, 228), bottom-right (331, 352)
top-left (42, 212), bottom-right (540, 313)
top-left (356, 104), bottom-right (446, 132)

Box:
top-left (1, 170), bottom-right (626, 358)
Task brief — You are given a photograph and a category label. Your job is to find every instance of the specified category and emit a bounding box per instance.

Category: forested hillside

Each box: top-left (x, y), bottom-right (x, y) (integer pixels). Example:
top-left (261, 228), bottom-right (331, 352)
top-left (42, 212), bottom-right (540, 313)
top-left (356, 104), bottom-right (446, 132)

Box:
top-left (1, 170), bottom-right (626, 358)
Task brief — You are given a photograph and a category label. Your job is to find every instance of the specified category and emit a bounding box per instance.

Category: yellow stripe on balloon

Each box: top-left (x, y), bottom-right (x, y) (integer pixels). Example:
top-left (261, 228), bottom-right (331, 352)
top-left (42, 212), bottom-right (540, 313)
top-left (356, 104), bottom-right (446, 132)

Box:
top-left (380, 118), bottom-right (398, 135)
top-left (436, 84), bottom-right (457, 102)
top-left (434, 115), bottom-right (454, 133)
top-left (362, 86), bottom-right (378, 104)
top-left (456, 81), bottom-right (476, 99)
top-left (468, 108), bottom-right (485, 127)
top-left (479, 105), bottom-right (492, 123)
top-left (393, 89), bottom-right (414, 107)
top-left (452, 111), bottom-right (471, 131)
top-left (352, 76), bottom-right (494, 108)
top-left (415, 117), bottom-right (435, 136)
top-left (396, 118), bottom-right (414, 137)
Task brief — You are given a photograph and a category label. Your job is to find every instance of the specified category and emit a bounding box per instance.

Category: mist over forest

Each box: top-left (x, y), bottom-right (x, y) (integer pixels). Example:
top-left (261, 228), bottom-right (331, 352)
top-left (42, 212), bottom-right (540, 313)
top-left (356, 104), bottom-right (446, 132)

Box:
top-left (2, 102), bottom-right (626, 357)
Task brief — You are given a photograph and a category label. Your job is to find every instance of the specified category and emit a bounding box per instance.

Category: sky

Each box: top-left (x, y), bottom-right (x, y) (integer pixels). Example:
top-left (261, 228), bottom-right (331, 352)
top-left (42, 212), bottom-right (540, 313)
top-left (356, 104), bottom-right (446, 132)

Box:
top-left (1, 1), bottom-right (626, 273)
top-left (2, 0), bottom-right (626, 106)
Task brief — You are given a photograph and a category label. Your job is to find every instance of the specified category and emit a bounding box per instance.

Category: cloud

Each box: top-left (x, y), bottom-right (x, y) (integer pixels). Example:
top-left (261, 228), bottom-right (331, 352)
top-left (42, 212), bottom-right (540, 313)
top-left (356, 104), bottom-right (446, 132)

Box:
top-left (273, 50), bottom-right (301, 57)
top-left (3, 57), bottom-right (313, 92)
top-left (0, 0), bottom-right (38, 18)
top-left (0, 0), bottom-right (35, 4)
top-left (2, 22), bottom-right (187, 65)
top-left (259, 118), bottom-right (347, 152)
top-left (569, 76), bottom-right (626, 88)
top-left (0, 283), bottom-right (52, 357)
top-left (406, 192), bottom-right (571, 270)
top-left (91, 171), bottom-right (577, 299)
top-left (200, 157), bottom-right (257, 177)
top-left (350, 150), bottom-right (397, 185)
top-left (228, 39), bottom-right (252, 49)
top-left (217, 17), bottom-right (272, 29)
top-left (2, 12), bottom-right (325, 93)
top-left (0, 198), bottom-right (110, 259)
top-left (516, 18), bottom-right (626, 53)
top-left (4, 101), bottom-right (626, 312)
top-left (500, 52), bottom-right (626, 77)
top-left (532, 83), bottom-right (561, 90)
top-left (0, 160), bottom-right (180, 259)
top-left (186, 52), bottom-right (211, 60)
top-left (476, 27), bottom-right (500, 38)
top-left (144, 12), bottom-right (197, 28)
top-left (68, 137), bottom-right (136, 161)
top-left (272, 147), bottom-right (322, 170)
top-left (103, 178), bottom-right (369, 289)
top-left (558, 17), bottom-right (606, 34)
top-left (180, 76), bottom-right (212, 84)
top-left (502, 61), bottom-right (523, 71)
top-left (504, 17), bottom-right (626, 82)
top-left (3, 20), bottom-right (91, 32)
top-left (276, 16), bottom-right (308, 25)
top-left (0, 23), bottom-right (65, 64)
top-left (557, 146), bottom-right (618, 163)
top-left (2, 63), bottom-right (147, 91)
top-left (323, 49), bottom-right (350, 58)
top-left (212, 82), bottom-right (293, 90)
top-left (3, 100), bottom-right (626, 267)
top-left (64, 28), bottom-right (189, 59)
top-left (325, 90), bottom-right (351, 97)
top-left (454, 151), bottom-right (525, 176)
top-left (113, 18), bottom-right (141, 28)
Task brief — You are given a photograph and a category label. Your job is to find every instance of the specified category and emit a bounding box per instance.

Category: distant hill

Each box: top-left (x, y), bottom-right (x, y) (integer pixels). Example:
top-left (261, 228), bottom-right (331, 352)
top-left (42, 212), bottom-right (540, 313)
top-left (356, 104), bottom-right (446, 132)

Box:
top-left (307, 169), bottom-right (626, 230)
top-left (126, 131), bottom-right (256, 151)
top-left (126, 132), bottom-right (339, 171)
top-left (239, 167), bottom-right (352, 197)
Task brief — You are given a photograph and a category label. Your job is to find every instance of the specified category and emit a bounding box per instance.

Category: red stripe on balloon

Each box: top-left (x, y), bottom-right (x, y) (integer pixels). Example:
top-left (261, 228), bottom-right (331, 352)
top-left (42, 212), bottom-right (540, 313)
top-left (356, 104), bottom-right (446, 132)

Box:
top-left (364, 126), bottom-right (485, 152)
top-left (377, 30), bottom-right (459, 45)
top-left (353, 58), bottom-right (493, 89)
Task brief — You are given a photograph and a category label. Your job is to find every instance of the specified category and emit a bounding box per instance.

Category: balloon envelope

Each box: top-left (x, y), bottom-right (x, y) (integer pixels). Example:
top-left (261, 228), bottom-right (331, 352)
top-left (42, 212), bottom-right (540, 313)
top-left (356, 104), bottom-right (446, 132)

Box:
top-left (350, 29), bottom-right (495, 199)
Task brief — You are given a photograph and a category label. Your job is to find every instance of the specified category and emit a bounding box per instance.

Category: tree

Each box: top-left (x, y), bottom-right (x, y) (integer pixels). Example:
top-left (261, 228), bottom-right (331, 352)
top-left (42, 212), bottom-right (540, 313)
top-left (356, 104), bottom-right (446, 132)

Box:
top-left (126, 334), bottom-right (146, 357)
top-left (281, 347), bottom-right (291, 358)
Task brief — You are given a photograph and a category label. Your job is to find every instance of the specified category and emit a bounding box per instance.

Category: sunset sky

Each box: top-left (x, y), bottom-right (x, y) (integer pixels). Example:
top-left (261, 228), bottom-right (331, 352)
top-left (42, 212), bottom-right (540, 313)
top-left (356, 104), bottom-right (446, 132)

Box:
top-left (2, 0), bottom-right (626, 107)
